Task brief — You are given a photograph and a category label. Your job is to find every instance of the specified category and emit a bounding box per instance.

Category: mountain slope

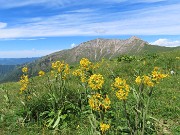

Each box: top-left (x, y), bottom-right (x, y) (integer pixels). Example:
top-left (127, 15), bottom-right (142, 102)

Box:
top-left (45, 36), bottom-right (147, 63)
top-left (1, 36), bottom-right (179, 83)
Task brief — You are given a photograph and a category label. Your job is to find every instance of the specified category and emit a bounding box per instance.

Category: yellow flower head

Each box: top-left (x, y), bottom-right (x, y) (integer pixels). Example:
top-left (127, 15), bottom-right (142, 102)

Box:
top-left (72, 69), bottom-right (82, 76)
top-left (151, 67), bottom-right (168, 83)
top-left (22, 67), bottom-right (28, 73)
top-left (112, 77), bottom-right (130, 100)
top-left (89, 96), bottom-right (101, 111)
top-left (19, 75), bottom-right (29, 93)
top-left (135, 76), bottom-right (142, 85)
top-left (88, 74), bottom-right (104, 90)
top-left (64, 64), bottom-right (70, 74)
top-left (143, 75), bottom-right (154, 87)
top-left (100, 123), bottom-right (110, 133)
top-left (88, 94), bottom-right (111, 111)
top-left (102, 95), bottom-right (111, 110)
top-left (38, 70), bottom-right (45, 77)
top-left (80, 58), bottom-right (91, 70)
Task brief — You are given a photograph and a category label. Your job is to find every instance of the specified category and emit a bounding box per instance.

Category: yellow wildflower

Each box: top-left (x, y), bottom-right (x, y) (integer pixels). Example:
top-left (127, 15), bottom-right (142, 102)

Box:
top-left (80, 58), bottom-right (91, 70)
top-left (88, 74), bottom-right (104, 90)
top-left (112, 77), bottom-right (130, 100)
top-left (143, 75), bottom-right (154, 87)
top-left (116, 89), bottom-right (128, 100)
top-left (102, 95), bottom-right (111, 111)
top-left (151, 68), bottom-right (168, 83)
top-left (22, 67), bottom-right (28, 73)
top-left (81, 74), bottom-right (86, 83)
top-left (88, 93), bottom-right (110, 111)
top-left (38, 70), bottom-right (45, 77)
top-left (135, 76), bottom-right (142, 85)
top-left (72, 69), bottom-right (82, 76)
top-left (100, 123), bottom-right (110, 134)
top-left (64, 64), bottom-right (70, 74)
top-left (88, 96), bottom-right (101, 111)
top-left (19, 75), bottom-right (29, 93)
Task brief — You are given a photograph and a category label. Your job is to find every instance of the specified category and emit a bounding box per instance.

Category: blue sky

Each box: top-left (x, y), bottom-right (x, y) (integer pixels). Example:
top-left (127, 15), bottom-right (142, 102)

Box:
top-left (0, 0), bottom-right (180, 58)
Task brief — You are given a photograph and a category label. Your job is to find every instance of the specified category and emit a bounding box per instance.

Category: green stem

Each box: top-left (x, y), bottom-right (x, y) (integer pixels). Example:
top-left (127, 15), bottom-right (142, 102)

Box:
top-left (141, 88), bottom-right (153, 135)
top-left (123, 100), bottom-right (133, 135)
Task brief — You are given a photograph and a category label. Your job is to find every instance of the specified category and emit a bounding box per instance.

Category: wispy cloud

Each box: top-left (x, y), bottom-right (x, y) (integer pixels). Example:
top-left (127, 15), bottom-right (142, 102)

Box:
top-left (0, 37), bottom-right (46, 41)
top-left (0, 49), bottom-right (59, 58)
top-left (150, 39), bottom-right (180, 47)
top-left (0, 0), bottom-right (180, 39)
top-left (0, 0), bottom-right (70, 9)
top-left (0, 22), bottom-right (7, 29)
top-left (0, 0), bottom-right (165, 9)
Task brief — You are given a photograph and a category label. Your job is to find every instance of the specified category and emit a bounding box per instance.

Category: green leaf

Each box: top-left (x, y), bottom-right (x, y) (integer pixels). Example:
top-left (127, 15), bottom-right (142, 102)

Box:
top-left (61, 122), bottom-right (67, 129)
top-left (47, 118), bottom-right (54, 127)
top-left (60, 114), bottom-right (67, 120)
top-left (3, 94), bottom-right (9, 102)
top-left (53, 116), bottom-right (60, 128)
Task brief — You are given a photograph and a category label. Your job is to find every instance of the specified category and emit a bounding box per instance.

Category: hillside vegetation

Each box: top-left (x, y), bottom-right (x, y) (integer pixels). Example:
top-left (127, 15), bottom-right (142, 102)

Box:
top-left (0, 57), bottom-right (40, 83)
top-left (0, 65), bottom-right (16, 82)
top-left (0, 48), bottom-right (179, 135)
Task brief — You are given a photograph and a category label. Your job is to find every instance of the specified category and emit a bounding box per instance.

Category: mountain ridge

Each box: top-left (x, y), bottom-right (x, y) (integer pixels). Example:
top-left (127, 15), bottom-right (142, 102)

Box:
top-left (44, 36), bottom-right (149, 63)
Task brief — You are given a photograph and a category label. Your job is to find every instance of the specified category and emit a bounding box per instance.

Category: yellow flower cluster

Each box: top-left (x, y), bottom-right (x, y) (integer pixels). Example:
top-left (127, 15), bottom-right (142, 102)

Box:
top-left (88, 74), bottom-right (104, 90)
top-left (72, 69), bottom-right (87, 82)
top-left (151, 67), bottom-right (168, 83)
top-left (88, 94), bottom-right (111, 111)
top-left (135, 67), bottom-right (168, 86)
top-left (111, 77), bottom-right (130, 100)
top-left (51, 61), bottom-right (70, 79)
top-left (72, 58), bottom-right (100, 83)
top-left (19, 74), bottom-right (29, 93)
top-left (135, 75), bottom-right (154, 87)
top-left (20, 67), bottom-right (29, 93)
top-left (100, 122), bottom-right (110, 134)
top-left (22, 67), bottom-right (28, 73)
top-left (52, 61), bottom-right (65, 72)
top-left (38, 70), bottom-right (45, 77)
top-left (80, 58), bottom-right (92, 71)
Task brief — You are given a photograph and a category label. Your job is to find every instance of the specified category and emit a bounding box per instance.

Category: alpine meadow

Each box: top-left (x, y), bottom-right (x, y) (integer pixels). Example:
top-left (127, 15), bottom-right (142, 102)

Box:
top-left (0, 37), bottom-right (180, 135)
top-left (0, 0), bottom-right (180, 135)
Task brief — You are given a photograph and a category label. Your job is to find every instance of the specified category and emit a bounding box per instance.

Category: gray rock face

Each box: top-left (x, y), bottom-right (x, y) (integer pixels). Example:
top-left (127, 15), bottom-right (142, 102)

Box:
top-left (49, 36), bottom-right (148, 62)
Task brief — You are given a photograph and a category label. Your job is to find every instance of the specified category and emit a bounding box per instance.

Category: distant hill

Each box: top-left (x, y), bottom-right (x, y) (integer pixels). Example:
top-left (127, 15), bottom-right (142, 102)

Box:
top-left (0, 57), bottom-right (40, 65)
top-left (0, 36), bottom-right (179, 83)
top-left (0, 57), bottom-right (40, 83)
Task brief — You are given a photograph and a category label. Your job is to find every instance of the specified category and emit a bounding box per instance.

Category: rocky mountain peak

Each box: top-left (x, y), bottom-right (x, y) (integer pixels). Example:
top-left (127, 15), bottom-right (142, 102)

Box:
top-left (129, 36), bottom-right (141, 40)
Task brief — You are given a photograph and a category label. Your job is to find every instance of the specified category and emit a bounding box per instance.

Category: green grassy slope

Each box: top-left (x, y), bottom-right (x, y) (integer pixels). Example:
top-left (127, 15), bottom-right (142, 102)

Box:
top-left (0, 48), bottom-right (179, 134)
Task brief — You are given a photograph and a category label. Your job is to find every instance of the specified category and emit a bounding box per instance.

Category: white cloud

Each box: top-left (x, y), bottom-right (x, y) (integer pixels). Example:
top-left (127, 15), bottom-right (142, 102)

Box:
top-left (0, 0), bottom-right (71, 8)
top-left (0, 38), bottom-right (46, 41)
top-left (71, 43), bottom-right (76, 48)
top-left (0, 2), bottom-right (180, 38)
top-left (150, 39), bottom-right (180, 47)
top-left (0, 49), bottom-right (59, 58)
top-left (0, 22), bottom-right (7, 29)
